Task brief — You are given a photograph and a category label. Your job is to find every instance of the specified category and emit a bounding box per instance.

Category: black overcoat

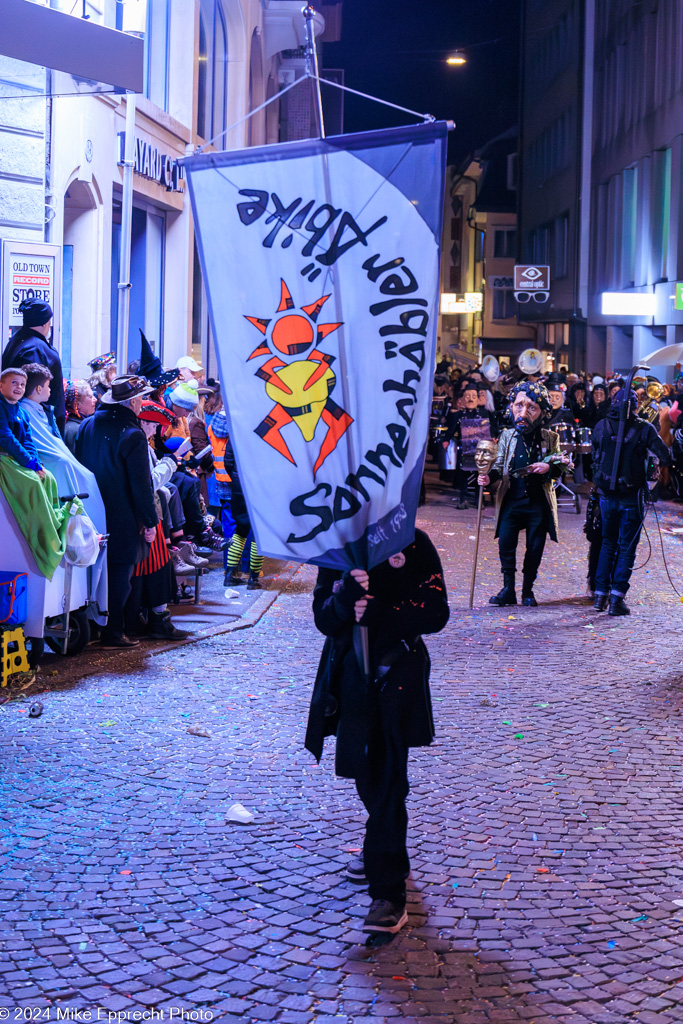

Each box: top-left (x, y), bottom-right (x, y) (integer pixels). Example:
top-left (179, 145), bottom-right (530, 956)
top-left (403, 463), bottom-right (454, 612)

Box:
top-left (2, 326), bottom-right (66, 432)
top-left (75, 404), bottom-right (157, 564)
top-left (305, 528), bottom-right (450, 780)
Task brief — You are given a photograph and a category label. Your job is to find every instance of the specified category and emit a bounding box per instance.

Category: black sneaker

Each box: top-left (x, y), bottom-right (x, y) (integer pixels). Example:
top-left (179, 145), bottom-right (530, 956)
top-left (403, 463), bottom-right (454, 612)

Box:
top-left (346, 857), bottom-right (367, 884)
top-left (224, 569), bottom-right (245, 586)
top-left (362, 898), bottom-right (408, 934)
top-left (97, 634), bottom-right (140, 650)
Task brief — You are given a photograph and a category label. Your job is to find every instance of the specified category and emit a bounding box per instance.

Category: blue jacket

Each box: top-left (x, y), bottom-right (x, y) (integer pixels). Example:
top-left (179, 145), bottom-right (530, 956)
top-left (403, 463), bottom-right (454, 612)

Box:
top-left (0, 395), bottom-right (42, 471)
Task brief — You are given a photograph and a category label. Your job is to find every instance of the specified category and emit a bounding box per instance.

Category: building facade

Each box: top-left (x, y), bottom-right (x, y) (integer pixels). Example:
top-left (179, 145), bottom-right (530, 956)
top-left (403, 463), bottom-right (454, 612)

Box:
top-left (1, 0), bottom-right (341, 380)
top-left (587, 0), bottom-right (683, 375)
top-left (517, 0), bottom-right (590, 373)
top-left (440, 131), bottom-right (534, 371)
top-left (519, 0), bottom-right (683, 376)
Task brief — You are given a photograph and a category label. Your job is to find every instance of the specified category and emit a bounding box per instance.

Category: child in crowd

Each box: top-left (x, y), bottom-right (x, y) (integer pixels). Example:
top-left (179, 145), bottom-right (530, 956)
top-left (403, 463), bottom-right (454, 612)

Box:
top-left (0, 367), bottom-right (45, 475)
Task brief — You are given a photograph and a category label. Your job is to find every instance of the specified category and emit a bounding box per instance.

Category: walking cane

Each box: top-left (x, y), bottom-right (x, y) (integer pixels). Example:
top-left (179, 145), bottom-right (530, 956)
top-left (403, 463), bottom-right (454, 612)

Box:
top-left (469, 439), bottom-right (499, 609)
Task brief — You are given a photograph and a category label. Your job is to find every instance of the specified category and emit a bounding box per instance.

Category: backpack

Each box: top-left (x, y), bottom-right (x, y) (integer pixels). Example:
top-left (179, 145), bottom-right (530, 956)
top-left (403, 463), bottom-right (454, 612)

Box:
top-left (593, 418), bottom-right (649, 496)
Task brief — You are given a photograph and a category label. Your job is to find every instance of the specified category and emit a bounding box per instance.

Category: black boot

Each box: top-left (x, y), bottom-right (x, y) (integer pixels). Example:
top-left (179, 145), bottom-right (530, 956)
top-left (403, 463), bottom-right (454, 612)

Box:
top-left (147, 610), bottom-right (190, 641)
top-left (224, 568), bottom-right (245, 586)
top-left (608, 596), bottom-right (630, 616)
top-left (521, 576), bottom-right (537, 607)
top-left (490, 573), bottom-right (516, 606)
top-left (594, 594), bottom-right (608, 612)
top-left (246, 572), bottom-right (263, 591)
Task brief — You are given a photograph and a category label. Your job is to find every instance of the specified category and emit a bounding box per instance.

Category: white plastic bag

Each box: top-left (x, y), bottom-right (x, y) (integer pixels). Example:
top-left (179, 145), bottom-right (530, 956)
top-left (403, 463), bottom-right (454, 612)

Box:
top-left (64, 512), bottom-right (100, 567)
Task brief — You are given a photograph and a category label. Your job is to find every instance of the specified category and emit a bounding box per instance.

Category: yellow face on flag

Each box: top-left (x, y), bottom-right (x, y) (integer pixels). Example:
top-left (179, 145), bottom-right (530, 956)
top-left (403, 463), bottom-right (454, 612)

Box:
top-left (264, 361), bottom-right (337, 442)
top-left (245, 279), bottom-right (352, 476)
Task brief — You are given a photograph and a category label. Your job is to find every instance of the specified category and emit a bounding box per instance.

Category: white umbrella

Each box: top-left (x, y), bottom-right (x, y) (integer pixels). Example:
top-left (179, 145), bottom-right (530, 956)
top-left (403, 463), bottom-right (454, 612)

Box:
top-left (642, 343), bottom-right (683, 365)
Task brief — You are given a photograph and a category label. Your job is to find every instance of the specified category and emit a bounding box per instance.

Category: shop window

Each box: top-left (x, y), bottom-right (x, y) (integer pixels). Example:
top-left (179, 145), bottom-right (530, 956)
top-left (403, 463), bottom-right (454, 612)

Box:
top-left (554, 213), bottom-right (568, 279)
top-left (111, 200), bottom-right (165, 368)
top-left (493, 228), bottom-right (516, 259)
top-left (652, 148), bottom-right (671, 281)
top-left (197, 0), bottom-right (229, 144)
top-left (492, 289), bottom-right (516, 320)
top-left (621, 165), bottom-right (638, 287)
top-left (144, 0), bottom-right (170, 111)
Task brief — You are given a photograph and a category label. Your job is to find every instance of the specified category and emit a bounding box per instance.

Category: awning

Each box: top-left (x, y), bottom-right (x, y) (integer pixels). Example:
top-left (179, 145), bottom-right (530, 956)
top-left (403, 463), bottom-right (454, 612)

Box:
top-left (1, 0), bottom-right (143, 93)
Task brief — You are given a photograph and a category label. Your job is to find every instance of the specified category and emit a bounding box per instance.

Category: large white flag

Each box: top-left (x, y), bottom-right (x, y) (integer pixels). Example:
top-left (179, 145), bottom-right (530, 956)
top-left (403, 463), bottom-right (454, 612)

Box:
top-left (184, 123), bottom-right (447, 569)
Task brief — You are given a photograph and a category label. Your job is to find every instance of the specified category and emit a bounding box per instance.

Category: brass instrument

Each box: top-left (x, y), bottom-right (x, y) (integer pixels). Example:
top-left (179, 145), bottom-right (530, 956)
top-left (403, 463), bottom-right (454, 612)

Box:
top-left (636, 381), bottom-right (663, 423)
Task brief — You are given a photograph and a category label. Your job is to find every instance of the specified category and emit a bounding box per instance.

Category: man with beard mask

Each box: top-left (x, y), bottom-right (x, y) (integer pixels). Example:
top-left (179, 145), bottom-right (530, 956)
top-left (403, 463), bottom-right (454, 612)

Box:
top-left (442, 379), bottom-right (495, 508)
top-left (477, 381), bottom-right (563, 606)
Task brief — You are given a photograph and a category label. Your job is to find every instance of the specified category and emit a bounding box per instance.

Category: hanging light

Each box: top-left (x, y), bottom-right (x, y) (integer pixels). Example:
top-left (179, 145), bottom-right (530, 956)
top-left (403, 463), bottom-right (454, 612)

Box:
top-left (446, 51), bottom-right (467, 66)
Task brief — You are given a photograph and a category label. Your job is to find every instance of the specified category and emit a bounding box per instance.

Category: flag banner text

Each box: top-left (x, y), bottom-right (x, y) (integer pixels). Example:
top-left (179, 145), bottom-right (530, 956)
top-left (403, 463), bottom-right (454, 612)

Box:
top-left (185, 122), bottom-right (447, 569)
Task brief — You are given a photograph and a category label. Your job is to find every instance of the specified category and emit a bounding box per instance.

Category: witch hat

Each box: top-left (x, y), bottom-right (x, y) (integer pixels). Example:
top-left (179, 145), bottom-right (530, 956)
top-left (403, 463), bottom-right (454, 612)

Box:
top-left (138, 329), bottom-right (179, 388)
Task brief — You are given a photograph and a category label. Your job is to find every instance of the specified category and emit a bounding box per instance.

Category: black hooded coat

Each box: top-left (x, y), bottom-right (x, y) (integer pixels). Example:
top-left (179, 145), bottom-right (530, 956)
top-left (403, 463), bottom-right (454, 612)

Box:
top-left (2, 326), bottom-right (66, 432)
top-left (305, 529), bottom-right (450, 780)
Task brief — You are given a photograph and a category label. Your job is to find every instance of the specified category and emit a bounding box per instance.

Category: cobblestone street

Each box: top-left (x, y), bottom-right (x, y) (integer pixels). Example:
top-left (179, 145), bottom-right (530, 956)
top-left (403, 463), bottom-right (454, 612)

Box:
top-left (3, 474), bottom-right (683, 1023)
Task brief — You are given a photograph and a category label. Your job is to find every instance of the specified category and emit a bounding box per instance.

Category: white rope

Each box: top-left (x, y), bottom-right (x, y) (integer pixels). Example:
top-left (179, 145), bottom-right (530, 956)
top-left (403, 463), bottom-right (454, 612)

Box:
top-left (195, 71), bottom-right (436, 155)
top-left (313, 75), bottom-right (436, 123)
top-left (196, 78), bottom-right (301, 153)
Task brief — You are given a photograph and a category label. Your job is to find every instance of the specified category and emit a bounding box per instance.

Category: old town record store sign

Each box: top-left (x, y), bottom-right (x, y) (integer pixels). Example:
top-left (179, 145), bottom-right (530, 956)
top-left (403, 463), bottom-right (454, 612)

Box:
top-left (117, 132), bottom-right (184, 193)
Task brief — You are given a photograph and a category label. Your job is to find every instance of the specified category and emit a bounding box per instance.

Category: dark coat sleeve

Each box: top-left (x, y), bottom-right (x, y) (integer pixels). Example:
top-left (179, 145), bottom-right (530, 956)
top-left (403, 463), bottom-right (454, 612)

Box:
top-left (642, 422), bottom-right (672, 465)
top-left (362, 534), bottom-right (450, 637)
top-left (118, 428), bottom-right (158, 530)
top-left (312, 568), bottom-right (366, 637)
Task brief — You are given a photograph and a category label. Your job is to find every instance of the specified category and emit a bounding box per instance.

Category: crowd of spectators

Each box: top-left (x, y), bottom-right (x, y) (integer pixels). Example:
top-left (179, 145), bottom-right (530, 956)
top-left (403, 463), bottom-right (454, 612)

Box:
top-left (0, 299), bottom-right (258, 651)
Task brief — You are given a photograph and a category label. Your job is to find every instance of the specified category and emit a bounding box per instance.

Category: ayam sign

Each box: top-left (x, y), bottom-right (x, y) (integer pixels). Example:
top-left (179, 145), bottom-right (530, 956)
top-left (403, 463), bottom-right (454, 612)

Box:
top-left (117, 132), bottom-right (184, 193)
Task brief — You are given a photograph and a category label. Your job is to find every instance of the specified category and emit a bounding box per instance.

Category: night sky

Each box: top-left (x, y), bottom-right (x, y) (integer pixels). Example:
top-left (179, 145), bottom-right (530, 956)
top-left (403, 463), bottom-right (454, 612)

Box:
top-left (324, 0), bottom-right (522, 165)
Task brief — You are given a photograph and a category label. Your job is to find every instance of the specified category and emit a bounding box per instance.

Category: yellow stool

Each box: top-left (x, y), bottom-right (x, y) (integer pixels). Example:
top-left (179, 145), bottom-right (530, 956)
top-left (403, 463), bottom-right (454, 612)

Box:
top-left (1, 626), bottom-right (30, 687)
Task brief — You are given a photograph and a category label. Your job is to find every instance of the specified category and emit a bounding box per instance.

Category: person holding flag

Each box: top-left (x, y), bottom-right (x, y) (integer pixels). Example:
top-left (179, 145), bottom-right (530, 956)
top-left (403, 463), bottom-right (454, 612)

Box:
top-left (305, 529), bottom-right (449, 935)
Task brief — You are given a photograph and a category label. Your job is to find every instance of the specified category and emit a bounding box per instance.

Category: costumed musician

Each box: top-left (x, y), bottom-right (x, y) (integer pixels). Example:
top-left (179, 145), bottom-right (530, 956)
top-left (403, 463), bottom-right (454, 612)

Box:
top-left (591, 386), bottom-right (672, 616)
top-left (477, 381), bottom-right (566, 607)
top-left (442, 379), bottom-right (496, 509)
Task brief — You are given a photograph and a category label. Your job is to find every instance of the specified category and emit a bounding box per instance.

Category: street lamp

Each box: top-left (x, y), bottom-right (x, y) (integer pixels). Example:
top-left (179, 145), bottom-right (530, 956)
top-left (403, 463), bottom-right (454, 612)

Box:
top-left (446, 51), bottom-right (467, 66)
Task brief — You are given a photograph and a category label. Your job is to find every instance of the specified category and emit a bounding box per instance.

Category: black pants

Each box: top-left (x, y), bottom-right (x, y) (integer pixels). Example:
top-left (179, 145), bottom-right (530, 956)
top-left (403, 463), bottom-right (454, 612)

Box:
top-left (497, 496), bottom-right (549, 583)
top-left (595, 498), bottom-right (643, 596)
top-left (105, 558), bottom-right (135, 640)
top-left (355, 712), bottom-right (410, 904)
top-left (172, 471), bottom-right (205, 538)
top-left (587, 535), bottom-right (602, 591)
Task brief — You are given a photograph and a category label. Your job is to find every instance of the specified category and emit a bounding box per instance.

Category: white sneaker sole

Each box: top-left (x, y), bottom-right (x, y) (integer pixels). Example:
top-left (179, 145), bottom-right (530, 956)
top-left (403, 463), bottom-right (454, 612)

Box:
top-left (362, 908), bottom-right (408, 934)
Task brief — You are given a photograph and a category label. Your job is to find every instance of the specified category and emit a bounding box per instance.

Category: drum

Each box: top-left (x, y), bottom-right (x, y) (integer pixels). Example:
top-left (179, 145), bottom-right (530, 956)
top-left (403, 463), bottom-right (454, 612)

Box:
top-left (555, 423), bottom-right (575, 452)
top-left (575, 427), bottom-right (592, 454)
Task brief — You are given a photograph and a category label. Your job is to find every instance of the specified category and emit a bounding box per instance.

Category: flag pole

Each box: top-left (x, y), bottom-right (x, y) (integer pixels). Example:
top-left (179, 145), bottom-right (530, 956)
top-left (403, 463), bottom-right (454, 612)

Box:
top-left (302, 5), bottom-right (325, 139)
top-left (469, 483), bottom-right (486, 609)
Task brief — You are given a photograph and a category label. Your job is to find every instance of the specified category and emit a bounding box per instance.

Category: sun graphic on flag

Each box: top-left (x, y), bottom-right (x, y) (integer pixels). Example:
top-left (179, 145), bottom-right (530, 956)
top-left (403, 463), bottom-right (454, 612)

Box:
top-left (244, 279), bottom-right (353, 477)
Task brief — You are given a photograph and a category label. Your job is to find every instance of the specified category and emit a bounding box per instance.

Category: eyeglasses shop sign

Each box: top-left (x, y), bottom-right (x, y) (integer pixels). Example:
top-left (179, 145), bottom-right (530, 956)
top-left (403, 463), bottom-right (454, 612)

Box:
top-left (117, 132), bottom-right (185, 193)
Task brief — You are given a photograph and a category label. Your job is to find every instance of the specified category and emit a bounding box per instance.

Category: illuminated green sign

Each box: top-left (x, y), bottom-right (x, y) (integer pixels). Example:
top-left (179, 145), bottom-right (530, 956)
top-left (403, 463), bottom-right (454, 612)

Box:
top-left (676, 282), bottom-right (683, 310)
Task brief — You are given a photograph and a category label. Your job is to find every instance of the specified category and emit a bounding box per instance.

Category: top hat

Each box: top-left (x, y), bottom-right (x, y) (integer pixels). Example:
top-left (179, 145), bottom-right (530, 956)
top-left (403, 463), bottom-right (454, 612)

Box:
top-left (100, 374), bottom-right (154, 404)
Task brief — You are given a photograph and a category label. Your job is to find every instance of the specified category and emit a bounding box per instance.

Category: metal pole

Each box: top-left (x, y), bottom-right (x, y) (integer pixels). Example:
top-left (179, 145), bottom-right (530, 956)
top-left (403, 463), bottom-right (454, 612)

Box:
top-left (302, 5), bottom-right (325, 139)
top-left (609, 362), bottom-right (650, 490)
top-left (116, 92), bottom-right (136, 375)
top-left (468, 484), bottom-right (485, 609)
